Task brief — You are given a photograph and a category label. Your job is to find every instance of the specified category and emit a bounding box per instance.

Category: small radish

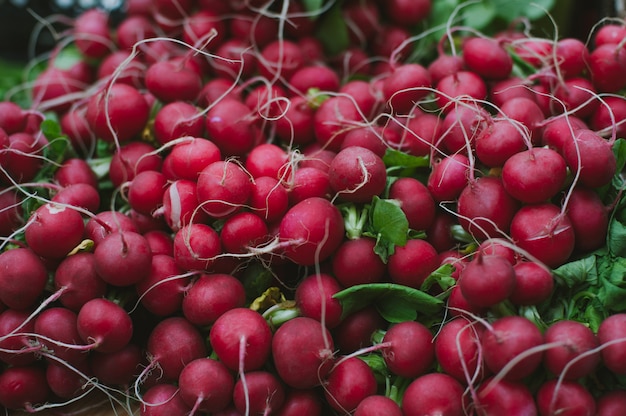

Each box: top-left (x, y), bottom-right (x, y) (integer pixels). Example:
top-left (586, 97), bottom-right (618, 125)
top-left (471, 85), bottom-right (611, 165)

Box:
top-left (24, 202), bottom-right (85, 259)
top-left (163, 137), bottom-right (221, 181)
top-left (434, 317), bottom-right (485, 383)
top-left (324, 357), bottom-right (377, 414)
top-left (597, 390), bottom-right (626, 416)
top-left (402, 373), bottom-right (465, 416)
top-left (182, 273), bottom-right (246, 326)
top-left (0, 248), bottom-right (48, 310)
top-left (332, 306), bottom-right (386, 354)
top-left (562, 128), bottom-right (617, 189)
top-left (331, 237), bottom-right (387, 287)
top-left (196, 160), bottom-right (252, 219)
top-left (73, 8), bottom-right (112, 59)
top-left (354, 395), bottom-right (403, 416)
top-left (0, 365), bottom-right (50, 411)
top-left (382, 63), bottom-right (431, 114)
top-left (76, 298), bottom-right (133, 353)
top-left (173, 223), bottom-right (222, 272)
top-left (458, 253), bottom-right (516, 308)
top-left (54, 252), bottom-right (108, 311)
top-left (475, 377), bottom-right (537, 416)
top-left (127, 170), bottom-right (167, 216)
top-left (509, 261), bottom-right (554, 306)
top-left (178, 357), bottom-right (234, 414)
top-left (463, 36), bottom-right (513, 80)
top-left (565, 186), bottom-right (609, 253)
top-left (232, 371), bottom-right (286, 415)
top-left (328, 145), bottom-right (387, 203)
top-left (543, 319), bottom-right (600, 380)
top-left (135, 254), bottom-right (188, 317)
top-left (94, 230), bottom-right (153, 287)
top-left (90, 343), bottom-right (143, 386)
top-left (275, 389), bottom-right (323, 416)
top-left (382, 320), bottom-right (435, 379)
top-left (536, 379), bottom-right (596, 416)
top-left (153, 101), bottom-right (204, 145)
top-left (598, 314), bottom-right (626, 375)
top-left (389, 177), bottom-right (436, 231)
top-left (387, 239), bottom-right (440, 289)
top-left (427, 153), bottom-right (471, 202)
top-left (145, 59), bottom-right (203, 103)
top-left (295, 273), bottom-right (344, 329)
top-left (140, 383), bottom-right (191, 416)
top-left (108, 141), bottom-right (162, 189)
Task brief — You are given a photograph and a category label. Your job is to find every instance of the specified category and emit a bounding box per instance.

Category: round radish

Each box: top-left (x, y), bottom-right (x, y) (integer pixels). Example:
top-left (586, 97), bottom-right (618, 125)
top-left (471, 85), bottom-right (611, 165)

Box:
top-left (562, 128), bottom-right (616, 189)
top-left (434, 317), bottom-right (485, 383)
top-left (543, 319), bottom-right (601, 380)
top-left (145, 59), bottom-right (203, 103)
top-left (566, 186), bottom-right (609, 253)
top-left (427, 153), bottom-right (470, 202)
top-left (0, 365), bottom-right (50, 410)
top-left (295, 273), bottom-right (343, 329)
top-left (205, 98), bottom-right (259, 157)
top-left (402, 373), bottom-right (465, 416)
top-left (459, 253), bottom-right (516, 308)
top-left (127, 170), bottom-right (167, 216)
top-left (73, 8), bottom-right (112, 59)
top-left (475, 377), bottom-right (537, 416)
top-left (355, 395), bottom-right (403, 416)
top-left (332, 306), bottom-right (386, 354)
top-left (90, 343), bottom-right (143, 386)
top-left (108, 141), bottom-right (162, 189)
top-left (233, 371), bottom-right (286, 415)
top-left (163, 137), bottom-right (221, 181)
top-left (135, 254), bottom-right (188, 317)
top-left (382, 320), bottom-right (435, 379)
top-left (536, 379), bottom-right (596, 416)
top-left (196, 160), bottom-right (252, 219)
top-left (463, 36), bottom-right (513, 80)
top-left (182, 273), bottom-right (246, 326)
top-left (328, 145), bottom-right (387, 203)
top-left (332, 237), bottom-right (386, 287)
top-left (178, 357), bottom-right (234, 414)
top-left (388, 238), bottom-right (440, 289)
top-left (389, 177), bottom-right (436, 231)
top-left (140, 383), bottom-right (191, 416)
top-left (24, 202), bottom-right (85, 259)
top-left (94, 230), bottom-right (153, 287)
top-left (382, 63), bottom-right (431, 114)
top-left (597, 313), bottom-right (626, 375)
top-left (0, 248), bottom-right (48, 310)
top-left (173, 223), bottom-right (221, 272)
top-left (54, 252), bottom-right (108, 311)
top-left (153, 101), bottom-right (204, 145)
top-left (0, 309), bottom-right (37, 366)
top-left (324, 357), bottom-right (377, 413)
top-left (76, 298), bottom-right (133, 353)
top-left (509, 261), bottom-right (554, 306)
top-left (597, 390), bottom-right (626, 416)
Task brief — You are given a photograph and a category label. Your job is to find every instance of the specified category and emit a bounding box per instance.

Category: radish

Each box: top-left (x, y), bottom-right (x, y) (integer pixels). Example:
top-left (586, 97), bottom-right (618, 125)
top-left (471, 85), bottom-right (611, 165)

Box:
top-left (55, 158), bottom-right (98, 188)
top-left (54, 252), bottom-right (108, 311)
top-left (144, 317), bottom-right (208, 382)
top-left (382, 63), bottom-right (431, 114)
top-left (389, 177), bottom-right (436, 231)
top-left (509, 261), bottom-right (554, 306)
top-left (382, 320), bottom-right (435, 379)
top-left (108, 141), bottom-right (162, 189)
top-left (209, 307), bottom-right (272, 372)
top-left (244, 143), bottom-right (289, 180)
top-left (480, 316), bottom-right (544, 380)
top-left (499, 97), bottom-right (545, 144)
top-left (324, 357), bottom-right (377, 413)
top-left (232, 371), bottom-right (286, 415)
top-left (543, 319), bottom-right (600, 380)
top-left (196, 160), bottom-right (252, 219)
top-left (354, 395), bottom-right (403, 416)
top-left (597, 313), bottom-right (626, 375)
top-left (386, 0), bottom-right (431, 26)
top-left (295, 273), bottom-right (344, 329)
top-left (135, 254), bottom-right (188, 317)
top-left (313, 95), bottom-right (363, 151)
top-left (509, 203), bottom-right (575, 268)
top-left (271, 316), bottom-right (335, 389)
top-left (140, 383), bottom-right (191, 416)
top-left (52, 183), bottom-right (101, 213)
top-left (0, 102), bottom-right (25, 134)
top-left (554, 38), bottom-right (589, 78)
top-left (94, 230), bottom-right (153, 287)
top-left (73, 8), bottom-right (112, 59)
top-left (144, 230), bottom-right (174, 256)
top-left (289, 64), bottom-right (341, 95)
top-left (257, 39), bottom-right (304, 81)
top-left (456, 176), bottom-right (519, 240)
top-left (161, 179), bottom-right (209, 231)
top-left (0, 188), bottom-right (23, 237)
top-left (163, 138), bottom-right (221, 181)
top-left (76, 298), bottom-right (133, 353)
top-left (182, 9), bottom-right (226, 47)
top-left (332, 237), bottom-right (386, 287)
top-left (475, 119), bottom-right (528, 168)
top-left (274, 95), bottom-right (316, 146)
top-left (287, 167), bottom-right (332, 205)
top-left (0, 248), bottom-right (48, 310)
top-left (489, 77), bottom-right (536, 109)
top-left (565, 186), bottom-right (609, 253)
top-left (86, 83), bottom-right (150, 144)
top-left (145, 59), bottom-right (203, 104)
top-left (388, 239), bottom-right (440, 289)
top-left (90, 343), bottom-right (143, 386)
top-left (459, 253), bottom-right (516, 308)
top-left (84, 210), bottom-right (138, 245)
top-left (0, 365), bottom-right (50, 410)
top-left (127, 170), bottom-right (167, 216)
top-left (536, 379), bottom-right (596, 416)
top-left (34, 307), bottom-right (85, 364)
top-left (220, 211), bottom-right (269, 254)
top-left (501, 147), bottom-right (567, 204)
top-left (173, 223), bottom-right (222, 272)
top-left (332, 306), bottom-right (386, 354)
top-left (475, 377), bottom-right (537, 416)
top-left (153, 101), bottom-right (204, 145)
top-left (0, 309), bottom-right (37, 366)
top-left (402, 373), bottom-right (465, 416)
top-left (248, 176), bottom-right (289, 223)
top-left (434, 317), bottom-right (485, 383)
top-left (588, 43), bottom-right (626, 93)
top-left (540, 115), bottom-right (587, 153)
top-left (328, 145), bottom-right (387, 203)
top-left (463, 36), bottom-right (513, 80)
top-left (182, 273), bottom-right (246, 326)
top-left (0, 132), bottom-right (45, 183)
top-left (552, 77), bottom-right (599, 118)
top-left (391, 112), bottom-right (441, 157)
top-left (440, 103), bottom-right (490, 153)
top-left (275, 389), bottom-right (323, 416)
top-left (45, 360), bottom-right (91, 400)
top-left (205, 98), bottom-right (261, 157)
top-left (178, 357), bottom-right (234, 414)
top-left (597, 390), bottom-right (626, 416)
top-left (427, 153), bottom-right (470, 202)
top-left (562, 128), bottom-right (617, 189)
top-left (278, 196), bottom-right (345, 266)
top-left (590, 96), bottom-right (626, 139)
top-left (24, 202), bottom-right (85, 260)
top-left (435, 70), bottom-right (488, 111)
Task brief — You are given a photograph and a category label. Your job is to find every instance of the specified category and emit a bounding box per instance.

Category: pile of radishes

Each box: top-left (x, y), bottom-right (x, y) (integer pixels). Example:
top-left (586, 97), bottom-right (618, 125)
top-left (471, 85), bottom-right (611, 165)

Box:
top-left (2, 0), bottom-right (626, 414)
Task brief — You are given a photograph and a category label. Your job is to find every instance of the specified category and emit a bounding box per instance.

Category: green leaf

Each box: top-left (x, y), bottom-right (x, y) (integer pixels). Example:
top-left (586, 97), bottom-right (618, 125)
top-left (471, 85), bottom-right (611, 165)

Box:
top-left (552, 255), bottom-right (598, 288)
top-left (608, 218), bottom-right (626, 258)
top-left (420, 263), bottom-right (456, 293)
top-left (363, 197), bottom-right (409, 263)
top-left (461, 2), bottom-right (497, 30)
top-left (315, 3), bottom-right (349, 56)
top-left (302, 0), bottom-right (324, 13)
top-left (383, 148), bottom-right (430, 170)
top-left (333, 283), bottom-right (443, 323)
top-left (40, 118), bottom-right (65, 141)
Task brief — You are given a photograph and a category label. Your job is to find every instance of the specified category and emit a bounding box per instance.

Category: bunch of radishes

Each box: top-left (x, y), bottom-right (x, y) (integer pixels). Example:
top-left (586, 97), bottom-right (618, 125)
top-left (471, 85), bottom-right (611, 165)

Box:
top-left (2, 0), bottom-right (626, 414)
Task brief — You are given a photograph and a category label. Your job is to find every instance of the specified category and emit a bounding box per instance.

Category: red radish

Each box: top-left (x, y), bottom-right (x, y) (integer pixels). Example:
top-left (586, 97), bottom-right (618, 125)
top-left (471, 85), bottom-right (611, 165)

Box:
top-left (0, 101), bottom-right (25, 134)
top-left (212, 39), bottom-right (258, 80)
top-left (230, 11), bottom-right (279, 48)
top-left (456, 176), bottom-right (519, 240)
top-left (459, 254), bottom-right (516, 308)
top-left (52, 183), bottom-right (100, 213)
top-left (382, 63), bottom-right (431, 114)
top-left (31, 59), bottom-right (92, 114)
top-left (115, 14), bottom-right (156, 50)
top-left (0, 188), bottom-right (23, 236)
top-left (428, 54), bottom-right (465, 85)
top-left (501, 147), bottom-right (567, 203)
top-left (554, 38), bottom-right (589, 78)
top-left (34, 307), bottom-right (85, 364)
top-left (536, 379), bottom-right (596, 416)
top-left (392, 112), bottom-right (441, 157)
top-left (90, 343), bottom-right (143, 386)
top-left (0, 365), bottom-right (50, 410)
top-left (481, 316), bottom-right (544, 380)
top-left (342, 1), bottom-right (380, 44)
top-left (0, 309), bottom-right (37, 366)
top-left (94, 230), bottom-right (152, 287)
top-left (278, 196), bottom-right (345, 266)
top-left (287, 167), bottom-right (332, 205)
top-left (475, 377), bottom-right (537, 416)
top-left (332, 306), bottom-right (386, 354)
top-left (566, 186), bottom-right (609, 252)
top-left (232, 371), bottom-right (285, 415)
top-left (274, 96), bottom-right (316, 146)
top-left (244, 143), bottom-right (289, 180)
top-left (183, 10), bottom-right (226, 47)
top-left (440, 103), bottom-right (490, 153)
top-left (0, 248), bottom-right (48, 310)
top-left (509, 261), bottom-right (554, 306)
top-left (173, 223), bottom-right (221, 272)
top-left (257, 39), bottom-right (304, 81)
top-left (388, 239), bottom-right (440, 289)
top-left (271, 316), bottom-right (335, 389)
top-left (594, 23), bottom-right (626, 46)
top-left (163, 137), bottom-right (221, 181)
top-left (73, 8), bottom-right (112, 59)
top-left (97, 49), bottom-right (145, 87)
top-left (389, 177), bottom-right (436, 231)
top-left (24, 202), bottom-right (85, 259)
top-left (145, 59), bottom-right (203, 103)
top-left (435, 70), bottom-right (488, 110)
top-left (300, 144), bottom-right (337, 172)
top-left (135, 254), bottom-right (188, 317)
top-left (313, 95), bottom-right (363, 151)
top-left (196, 160), bottom-right (252, 219)
top-left (161, 179), bottom-right (208, 231)
top-left (289, 64), bottom-right (341, 95)
top-left (209, 307), bottom-right (272, 372)
top-left (588, 43), bottom-right (626, 93)
top-left (108, 141), bottom-right (162, 189)
top-left (597, 390), bottom-right (626, 416)
top-left (0, 132), bottom-right (45, 184)
top-left (552, 77), bottom-right (599, 118)
top-left (489, 77), bottom-right (536, 109)
top-left (543, 319), bottom-right (601, 380)
top-left (182, 273), bottom-right (246, 326)
top-left (220, 211), bottom-right (269, 254)
top-left (205, 98), bottom-right (259, 156)
top-left (499, 96), bottom-right (545, 143)
top-left (372, 26), bottom-right (411, 61)
top-left (128, 170), bottom-right (167, 215)
top-left (248, 176), bottom-right (289, 223)
top-left (427, 153), bottom-right (470, 202)
top-left (275, 389), bottom-right (323, 416)
top-left (76, 298), bottom-right (133, 353)
top-left (386, 0), bottom-right (431, 26)
top-left (178, 357), bottom-right (234, 414)
top-left (332, 237), bottom-right (386, 287)
top-left (295, 273), bottom-right (343, 329)
top-left (354, 395), bottom-right (403, 416)
top-left (45, 360), bottom-right (91, 399)
top-left (328, 145), bottom-right (387, 203)
top-left (463, 37), bottom-right (513, 80)
top-left (475, 119), bottom-right (526, 167)
top-left (153, 101), bottom-right (204, 145)
top-left (597, 314), bottom-right (626, 375)
top-left (591, 96), bottom-right (626, 139)
top-left (84, 210), bottom-right (138, 244)
top-left (434, 317), bottom-right (485, 383)
top-left (402, 373), bottom-right (465, 416)
top-left (476, 240), bottom-right (516, 265)
top-left (324, 357), bottom-right (377, 413)
top-left (540, 115), bottom-right (587, 152)
top-left (382, 320), bottom-right (435, 379)
top-left (54, 158), bottom-right (98, 188)
top-left (140, 383), bottom-right (191, 416)
top-left (145, 317), bottom-right (208, 382)
top-left (54, 252), bottom-right (107, 311)
top-left (510, 203), bottom-right (575, 268)
top-left (86, 83), bottom-right (150, 144)
top-left (144, 230), bottom-right (174, 256)
top-left (562, 128), bottom-right (616, 189)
